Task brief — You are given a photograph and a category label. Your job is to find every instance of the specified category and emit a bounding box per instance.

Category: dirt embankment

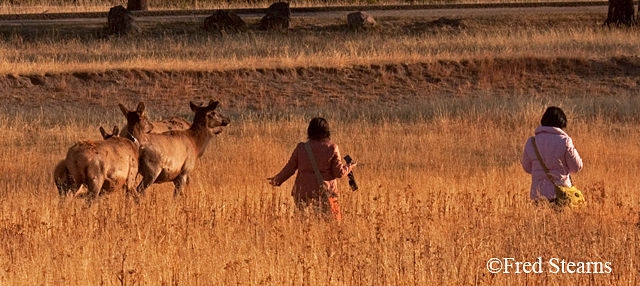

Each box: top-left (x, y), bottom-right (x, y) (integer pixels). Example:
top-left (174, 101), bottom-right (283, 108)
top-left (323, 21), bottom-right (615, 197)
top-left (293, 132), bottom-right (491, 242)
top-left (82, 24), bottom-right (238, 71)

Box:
top-left (2, 57), bottom-right (640, 112)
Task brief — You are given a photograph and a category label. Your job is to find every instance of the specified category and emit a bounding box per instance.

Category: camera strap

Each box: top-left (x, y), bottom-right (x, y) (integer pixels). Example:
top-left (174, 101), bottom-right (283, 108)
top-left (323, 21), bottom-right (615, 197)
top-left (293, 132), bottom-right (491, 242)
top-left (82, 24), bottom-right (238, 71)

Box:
top-left (304, 141), bottom-right (325, 188)
top-left (531, 136), bottom-right (563, 187)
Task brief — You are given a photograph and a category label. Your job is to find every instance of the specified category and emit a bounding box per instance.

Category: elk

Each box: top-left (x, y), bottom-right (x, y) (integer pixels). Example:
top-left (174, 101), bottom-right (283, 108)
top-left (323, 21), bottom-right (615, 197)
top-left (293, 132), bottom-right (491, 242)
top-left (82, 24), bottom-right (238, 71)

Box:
top-left (118, 102), bottom-right (193, 141)
top-left (135, 100), bottom-right (229, 197)
top-left (118, 102), bottom-right (225, 142)
top-left (54, 126), bottom-right (139, 203)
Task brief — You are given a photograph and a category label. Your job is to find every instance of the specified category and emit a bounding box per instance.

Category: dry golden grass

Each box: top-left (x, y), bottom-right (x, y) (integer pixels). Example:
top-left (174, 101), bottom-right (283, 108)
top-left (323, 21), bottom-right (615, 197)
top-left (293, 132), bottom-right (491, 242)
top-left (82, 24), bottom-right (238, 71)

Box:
top-left (0, 6), bottom-right (639, 284)
top-left (1, 96), bottom-right (639, 285)
top-left (1, 13), bottom-right (636, 75)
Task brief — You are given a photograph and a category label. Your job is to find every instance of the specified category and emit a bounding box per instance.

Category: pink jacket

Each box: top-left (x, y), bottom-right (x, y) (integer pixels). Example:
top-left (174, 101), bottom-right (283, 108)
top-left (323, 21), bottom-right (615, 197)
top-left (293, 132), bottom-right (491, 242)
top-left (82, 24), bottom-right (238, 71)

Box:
top-left (522, 126), bottom-right (583, 200)
top-left (273, 140), bottom-right (353, 200)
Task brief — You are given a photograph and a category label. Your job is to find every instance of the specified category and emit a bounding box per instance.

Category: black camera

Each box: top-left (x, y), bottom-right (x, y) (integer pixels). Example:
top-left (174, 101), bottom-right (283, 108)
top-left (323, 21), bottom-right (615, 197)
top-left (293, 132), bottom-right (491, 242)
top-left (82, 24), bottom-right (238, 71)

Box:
top-left (344, 155), bottom-right (358, 191)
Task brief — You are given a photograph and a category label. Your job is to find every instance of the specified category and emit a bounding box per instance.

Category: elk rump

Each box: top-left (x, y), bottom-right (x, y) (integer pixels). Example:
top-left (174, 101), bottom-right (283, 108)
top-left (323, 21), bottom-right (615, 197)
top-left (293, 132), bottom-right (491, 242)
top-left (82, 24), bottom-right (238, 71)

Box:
top-left (54, 126), bottom-right (139, 203)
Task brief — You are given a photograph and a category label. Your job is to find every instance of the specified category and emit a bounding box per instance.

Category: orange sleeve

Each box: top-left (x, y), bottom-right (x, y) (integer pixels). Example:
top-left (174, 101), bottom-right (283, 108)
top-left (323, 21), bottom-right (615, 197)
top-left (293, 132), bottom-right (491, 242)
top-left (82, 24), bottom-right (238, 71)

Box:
top-left (273, 144), bottom-right (300, 186)
top-left (331, 145), bottom-right (353, 179)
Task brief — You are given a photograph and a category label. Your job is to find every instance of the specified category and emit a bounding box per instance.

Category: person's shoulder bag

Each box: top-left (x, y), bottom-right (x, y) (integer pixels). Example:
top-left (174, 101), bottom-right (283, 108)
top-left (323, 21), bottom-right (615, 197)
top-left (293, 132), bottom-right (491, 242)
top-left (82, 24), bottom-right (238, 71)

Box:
top-left (531, 136), bottom-right (586, 209)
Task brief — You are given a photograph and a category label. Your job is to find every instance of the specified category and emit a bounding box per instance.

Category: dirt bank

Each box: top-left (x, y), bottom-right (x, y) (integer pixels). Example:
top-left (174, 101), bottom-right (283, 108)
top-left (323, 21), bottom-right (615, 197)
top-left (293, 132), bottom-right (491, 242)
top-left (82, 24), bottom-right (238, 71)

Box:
top-left (2, 57), bottom-right (639, 112)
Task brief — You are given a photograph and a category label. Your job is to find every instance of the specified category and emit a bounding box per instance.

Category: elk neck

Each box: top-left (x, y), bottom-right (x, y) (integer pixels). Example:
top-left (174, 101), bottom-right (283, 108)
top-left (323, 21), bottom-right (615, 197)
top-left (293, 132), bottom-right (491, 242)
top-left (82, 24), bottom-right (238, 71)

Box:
top-left (187, 123), bottom-right (213, 157)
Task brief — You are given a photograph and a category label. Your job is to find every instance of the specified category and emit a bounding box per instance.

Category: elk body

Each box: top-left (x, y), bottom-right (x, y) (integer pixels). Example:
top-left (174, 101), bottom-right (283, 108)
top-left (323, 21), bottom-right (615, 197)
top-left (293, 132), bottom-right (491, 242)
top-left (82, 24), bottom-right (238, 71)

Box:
top-left (54, 126), bottom-right (139, 203)
top-left (122, 100), bottom-right (229, 197)
top-left (150, 117), bottom-right (191, 133)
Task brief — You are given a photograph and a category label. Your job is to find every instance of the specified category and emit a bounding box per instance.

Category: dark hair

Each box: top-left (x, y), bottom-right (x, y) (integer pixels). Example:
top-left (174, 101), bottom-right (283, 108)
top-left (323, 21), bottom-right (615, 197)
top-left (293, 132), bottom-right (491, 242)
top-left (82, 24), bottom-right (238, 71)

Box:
top-left (307, 117), bottom-right (331, 141)
top-left (540, 106), bottom-right (567, 129)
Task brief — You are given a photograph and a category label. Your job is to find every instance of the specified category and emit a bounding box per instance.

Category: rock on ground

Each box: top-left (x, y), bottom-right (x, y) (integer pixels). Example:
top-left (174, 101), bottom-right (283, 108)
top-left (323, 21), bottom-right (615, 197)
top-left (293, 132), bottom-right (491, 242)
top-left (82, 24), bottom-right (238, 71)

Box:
top-left (348, 11), bottom-right (377, 29)
top-left (204, 10), bottom-right (247, 33)
top-left (260, 2), bottom-right (292, 30)
top-left (108, 5), bottom-right (142, 35)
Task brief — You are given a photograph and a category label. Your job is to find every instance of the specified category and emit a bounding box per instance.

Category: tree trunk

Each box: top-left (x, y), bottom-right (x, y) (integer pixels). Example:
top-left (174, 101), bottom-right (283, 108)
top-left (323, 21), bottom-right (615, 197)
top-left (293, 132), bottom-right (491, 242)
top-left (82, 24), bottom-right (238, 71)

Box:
top-left (127, 0), bottom-right (148, 11)
top-left (604, 0), bottom-right (635, 26)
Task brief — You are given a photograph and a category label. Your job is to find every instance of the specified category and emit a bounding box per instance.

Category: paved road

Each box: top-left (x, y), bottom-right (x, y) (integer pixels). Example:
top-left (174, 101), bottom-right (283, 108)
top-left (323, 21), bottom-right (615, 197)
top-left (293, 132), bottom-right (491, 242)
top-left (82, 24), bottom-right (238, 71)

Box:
top-left (0, 4), bottom-right (609, 27)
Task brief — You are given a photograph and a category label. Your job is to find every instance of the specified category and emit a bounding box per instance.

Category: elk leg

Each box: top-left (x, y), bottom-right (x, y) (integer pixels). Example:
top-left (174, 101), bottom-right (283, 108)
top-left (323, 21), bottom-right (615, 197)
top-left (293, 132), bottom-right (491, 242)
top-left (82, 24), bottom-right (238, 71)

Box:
top-left (54, 177), bottom-right (70, 199)
top-left (173, 174), bottom-right (188, 198)
top-left (56, 179), bottom-right (79, 207)
top-left (126, 171), bottom-right (140, 204)
top-left (137, 165), bottom-right (161, 197)
top-left (54, 162), bottom-right (73, 199)
top-left (86, 176), bottom-right (104, 205)
top-left (102, 179), bottom-right (115, 195)
top-left (58, 178), bottom-right (80, 204)
top-left (128, 186), bottom-right (141, 204)
top-left (67, 181), bottom-right (80, 198)
top-left (137, 177), bottom-right (153, 197)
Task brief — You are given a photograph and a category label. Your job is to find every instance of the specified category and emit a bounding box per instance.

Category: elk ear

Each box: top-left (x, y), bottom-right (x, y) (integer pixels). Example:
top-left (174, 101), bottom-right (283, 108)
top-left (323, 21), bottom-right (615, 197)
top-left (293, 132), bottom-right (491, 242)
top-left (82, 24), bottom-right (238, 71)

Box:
top-left (118, 104), bottom-right (128, 116)
top-left (99, 126), bottom-right (108, 139)
top-left (112, 126), bottom-right (119, 136)
top-left (207, 100), bottom-right (219, 110)
top-left (136, 102), bottom-right (145, 115)
top-left (190, 102), bottom-right (199, 112)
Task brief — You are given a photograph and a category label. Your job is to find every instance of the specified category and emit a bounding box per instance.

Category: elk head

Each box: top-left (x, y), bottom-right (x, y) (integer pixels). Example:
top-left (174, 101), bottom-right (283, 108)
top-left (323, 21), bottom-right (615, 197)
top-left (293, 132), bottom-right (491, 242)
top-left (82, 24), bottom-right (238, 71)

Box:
top-left (189, 100), bottom-right (230, 134)
top-left (118, 102), bottom-right (152, 141)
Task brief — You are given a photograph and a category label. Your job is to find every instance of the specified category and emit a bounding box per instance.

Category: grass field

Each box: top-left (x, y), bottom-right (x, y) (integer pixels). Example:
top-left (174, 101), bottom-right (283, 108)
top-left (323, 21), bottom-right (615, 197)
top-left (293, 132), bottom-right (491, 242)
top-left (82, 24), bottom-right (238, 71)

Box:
top-left (1, 96), bottom-right (640, 284)
top-left (1, 3), bottom-right (640, 285)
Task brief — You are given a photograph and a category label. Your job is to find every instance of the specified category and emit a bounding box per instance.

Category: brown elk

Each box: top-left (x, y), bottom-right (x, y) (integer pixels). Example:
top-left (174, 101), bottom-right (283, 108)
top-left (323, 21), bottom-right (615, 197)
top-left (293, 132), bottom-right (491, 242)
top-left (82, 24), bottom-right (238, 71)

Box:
top-left (118, 102), bottom-right (224, 142)
top-left (135, 100), bottom-right (229, 197)
top-left (118, 102), bottom-right (178, 141)
top-left (54, 126), bottom-right (139, 203)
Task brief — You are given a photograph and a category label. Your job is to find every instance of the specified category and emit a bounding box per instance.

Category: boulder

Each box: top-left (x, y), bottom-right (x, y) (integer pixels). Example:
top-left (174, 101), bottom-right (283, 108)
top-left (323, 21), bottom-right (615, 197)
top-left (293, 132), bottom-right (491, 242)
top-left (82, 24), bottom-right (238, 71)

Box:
top-left (259, 2), bottom-right (291, 30)
top-left (204, 10), bottom-right (247, 33)
top-left (108, 5), bottom-right (142, 35)
top-left (347, 11), bottom-right (376, 29)
top-left (127, 0), bottom-right (148, 11)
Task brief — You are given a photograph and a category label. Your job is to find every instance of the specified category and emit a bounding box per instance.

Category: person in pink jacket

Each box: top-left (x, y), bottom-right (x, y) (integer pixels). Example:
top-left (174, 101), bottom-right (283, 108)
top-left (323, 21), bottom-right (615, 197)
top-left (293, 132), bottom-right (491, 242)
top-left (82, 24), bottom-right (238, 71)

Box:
top-left (269, 118), bottom-right (356, 220)
top-left (522, 107), bottom-right (583, 202)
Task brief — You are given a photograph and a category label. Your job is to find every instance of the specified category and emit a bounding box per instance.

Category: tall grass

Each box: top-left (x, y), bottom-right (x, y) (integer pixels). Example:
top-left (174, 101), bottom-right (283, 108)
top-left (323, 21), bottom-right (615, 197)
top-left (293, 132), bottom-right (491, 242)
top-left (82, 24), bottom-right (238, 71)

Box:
top-left (1, 95), bottom-right (639, 284)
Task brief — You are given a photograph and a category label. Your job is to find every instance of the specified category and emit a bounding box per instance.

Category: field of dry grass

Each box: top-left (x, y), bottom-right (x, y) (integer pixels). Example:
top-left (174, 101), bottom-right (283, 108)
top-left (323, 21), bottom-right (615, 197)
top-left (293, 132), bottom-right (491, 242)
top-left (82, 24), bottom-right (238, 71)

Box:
top-left (1, 95), bottom-right (640, 284)
top-left (1, 13), bottom-right (635, 75)
top-left (1, 4), bottom-right (640, 285)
